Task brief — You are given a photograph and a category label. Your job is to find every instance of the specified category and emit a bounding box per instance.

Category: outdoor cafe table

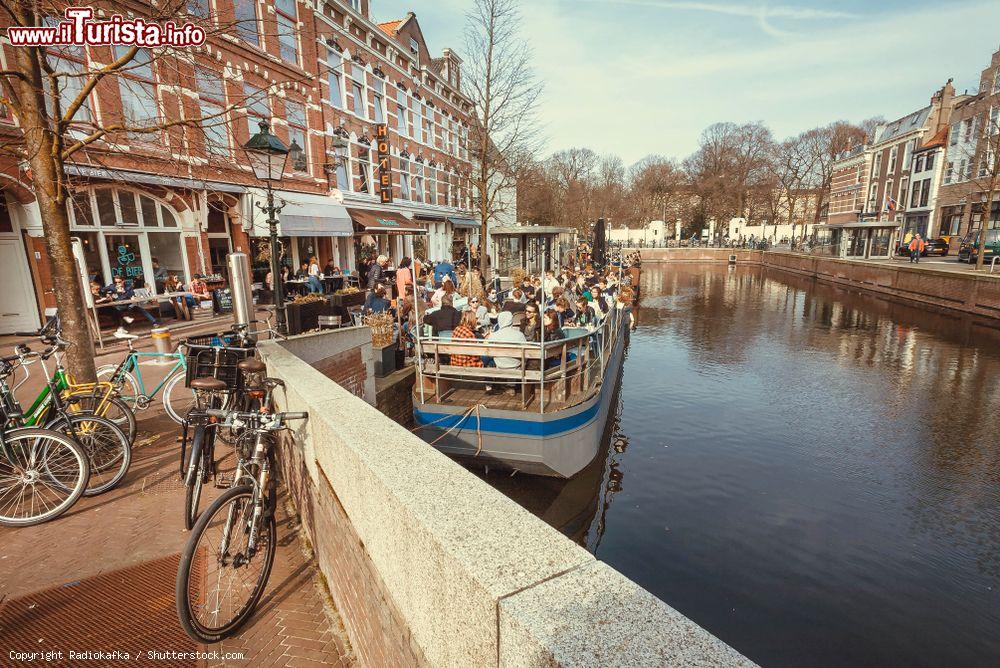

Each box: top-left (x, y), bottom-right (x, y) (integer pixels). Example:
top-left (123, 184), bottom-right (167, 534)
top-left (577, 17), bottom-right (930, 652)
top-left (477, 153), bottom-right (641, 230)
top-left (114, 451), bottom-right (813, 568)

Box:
top-left (89, 291), bottom-right (197, 350)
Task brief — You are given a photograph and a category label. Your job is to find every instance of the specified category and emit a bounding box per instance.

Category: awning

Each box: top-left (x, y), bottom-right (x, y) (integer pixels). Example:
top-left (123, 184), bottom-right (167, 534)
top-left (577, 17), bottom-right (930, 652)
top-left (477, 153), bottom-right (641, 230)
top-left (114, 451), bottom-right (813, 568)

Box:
top-left (448, 216), bottom-right (480, 228)
top-left (244, 189), bottom-right (353, 237)
top-left (349, 208), bottom-right (426, 234)
top-left (65, 163), bottom-right (246, 193)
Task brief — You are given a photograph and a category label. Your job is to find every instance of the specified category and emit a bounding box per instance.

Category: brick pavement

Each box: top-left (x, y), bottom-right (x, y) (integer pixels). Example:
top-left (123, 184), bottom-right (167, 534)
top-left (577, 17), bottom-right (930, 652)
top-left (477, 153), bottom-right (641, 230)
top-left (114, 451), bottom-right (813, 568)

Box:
top-left (0, 407), bottom-right (354, 668)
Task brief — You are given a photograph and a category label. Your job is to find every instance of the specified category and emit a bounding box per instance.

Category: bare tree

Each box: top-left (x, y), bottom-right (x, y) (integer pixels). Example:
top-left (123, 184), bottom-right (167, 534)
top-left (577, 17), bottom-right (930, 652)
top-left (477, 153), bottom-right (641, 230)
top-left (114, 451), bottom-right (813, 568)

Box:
top-left (628, 155), bottom-right (685, 227)
top-left (966, 107), bottom-right (1000, 271)
top-left (806, 118), bottom-right (881, 222)
top-left (464, 0), bottom-right (542, 277)
top-left (772, 132), bottom-right (819, 244)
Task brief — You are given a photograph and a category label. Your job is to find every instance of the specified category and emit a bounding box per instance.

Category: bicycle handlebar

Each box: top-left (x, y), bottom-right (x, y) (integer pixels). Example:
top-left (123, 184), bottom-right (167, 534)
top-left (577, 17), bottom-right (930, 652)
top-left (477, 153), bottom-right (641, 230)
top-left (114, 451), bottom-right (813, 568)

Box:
top-left (205, 408), bottom-right (308, 423)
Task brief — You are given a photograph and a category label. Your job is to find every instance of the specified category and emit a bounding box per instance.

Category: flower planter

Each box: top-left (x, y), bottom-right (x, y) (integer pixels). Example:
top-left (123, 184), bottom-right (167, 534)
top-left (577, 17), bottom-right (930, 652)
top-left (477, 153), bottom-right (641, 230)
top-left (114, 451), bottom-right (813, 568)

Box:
top-left (373, 341), bottom-right (399, 378)
top-left (285, 301), bottom-right (334, 335)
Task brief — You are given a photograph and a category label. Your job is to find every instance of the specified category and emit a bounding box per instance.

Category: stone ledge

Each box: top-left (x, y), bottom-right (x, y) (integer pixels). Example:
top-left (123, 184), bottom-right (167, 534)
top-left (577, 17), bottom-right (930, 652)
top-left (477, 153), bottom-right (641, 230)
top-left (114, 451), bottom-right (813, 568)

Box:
top-left (499, 561), bottom-right (757, 667)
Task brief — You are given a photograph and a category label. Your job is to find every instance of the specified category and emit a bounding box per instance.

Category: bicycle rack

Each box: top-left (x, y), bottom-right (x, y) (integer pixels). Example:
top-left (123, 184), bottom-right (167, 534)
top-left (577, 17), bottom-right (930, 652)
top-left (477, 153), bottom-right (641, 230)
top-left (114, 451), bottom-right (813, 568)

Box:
top-left (991, 255), bottom-right (998, 273)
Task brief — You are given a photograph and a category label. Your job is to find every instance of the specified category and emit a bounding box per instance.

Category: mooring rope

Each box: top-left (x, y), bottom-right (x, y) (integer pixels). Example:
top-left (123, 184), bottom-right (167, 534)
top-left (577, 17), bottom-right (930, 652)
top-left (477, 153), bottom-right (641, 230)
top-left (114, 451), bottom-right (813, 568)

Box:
top-left (413, 403), bottom-right (487, 455)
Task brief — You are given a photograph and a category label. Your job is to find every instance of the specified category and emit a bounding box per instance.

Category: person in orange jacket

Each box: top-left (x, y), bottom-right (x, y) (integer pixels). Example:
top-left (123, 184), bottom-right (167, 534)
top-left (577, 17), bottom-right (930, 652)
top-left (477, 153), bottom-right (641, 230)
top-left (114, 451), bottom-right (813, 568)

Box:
top-left (908, 234), bottom-right (926, 263)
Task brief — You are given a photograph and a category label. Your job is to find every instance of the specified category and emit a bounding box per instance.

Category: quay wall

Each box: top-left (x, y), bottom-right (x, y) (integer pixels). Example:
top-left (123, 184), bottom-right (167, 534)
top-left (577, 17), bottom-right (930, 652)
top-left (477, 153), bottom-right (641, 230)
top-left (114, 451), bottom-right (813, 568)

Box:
top-left (259, 329), bottom-right (754, 668)
top-left (639, 248), bottom-right (1000, 319)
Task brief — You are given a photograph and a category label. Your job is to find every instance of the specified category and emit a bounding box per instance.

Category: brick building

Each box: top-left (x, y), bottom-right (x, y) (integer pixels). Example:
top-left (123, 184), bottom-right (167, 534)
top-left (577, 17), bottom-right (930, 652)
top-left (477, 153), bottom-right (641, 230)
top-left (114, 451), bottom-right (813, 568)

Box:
top-left (0, 1), bottom-right (477, 333)
top-left (935, 48), bottom-right (1000, 243)
top-left (826, 145), bottom-right (869, 226)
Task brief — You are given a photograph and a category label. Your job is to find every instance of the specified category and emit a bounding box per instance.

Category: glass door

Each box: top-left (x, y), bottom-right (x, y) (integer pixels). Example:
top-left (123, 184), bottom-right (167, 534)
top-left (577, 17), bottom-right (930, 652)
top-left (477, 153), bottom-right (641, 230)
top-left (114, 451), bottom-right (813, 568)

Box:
top-left (105, 233), bottom-right (148, 289)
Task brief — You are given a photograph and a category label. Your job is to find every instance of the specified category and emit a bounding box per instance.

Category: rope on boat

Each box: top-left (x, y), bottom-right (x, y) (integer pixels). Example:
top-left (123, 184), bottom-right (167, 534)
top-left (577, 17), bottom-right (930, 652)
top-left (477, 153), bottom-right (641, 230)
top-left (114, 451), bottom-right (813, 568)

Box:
top-left (412, 403), bottom-right (487, 456)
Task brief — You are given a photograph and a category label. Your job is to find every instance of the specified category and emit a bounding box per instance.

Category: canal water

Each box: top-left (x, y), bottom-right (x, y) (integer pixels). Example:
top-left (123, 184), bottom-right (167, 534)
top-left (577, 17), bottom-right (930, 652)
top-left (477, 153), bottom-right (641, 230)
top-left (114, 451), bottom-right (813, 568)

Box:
top-left (480, 264), bottom-right (1000, 667)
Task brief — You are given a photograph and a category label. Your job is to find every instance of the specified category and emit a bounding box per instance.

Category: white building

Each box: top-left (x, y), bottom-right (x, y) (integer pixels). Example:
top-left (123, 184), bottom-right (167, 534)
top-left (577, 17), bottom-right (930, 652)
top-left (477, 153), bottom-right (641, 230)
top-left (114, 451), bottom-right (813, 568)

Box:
top-left (608, 220), bottom-right (670, 245)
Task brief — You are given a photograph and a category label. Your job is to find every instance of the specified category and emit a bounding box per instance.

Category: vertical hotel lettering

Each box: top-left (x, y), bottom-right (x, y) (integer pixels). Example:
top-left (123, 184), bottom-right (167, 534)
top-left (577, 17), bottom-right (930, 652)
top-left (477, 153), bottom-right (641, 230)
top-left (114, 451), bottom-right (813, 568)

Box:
top-left (376, 124), bottom-right (393, 204)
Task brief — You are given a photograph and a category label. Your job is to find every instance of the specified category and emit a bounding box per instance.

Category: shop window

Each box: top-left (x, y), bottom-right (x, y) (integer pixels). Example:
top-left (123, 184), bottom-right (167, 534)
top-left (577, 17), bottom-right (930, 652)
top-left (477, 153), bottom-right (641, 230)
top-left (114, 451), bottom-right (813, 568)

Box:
top-left (160, 204), bottom-right (178, 228)
top-left (148, 232), bottom-right (186, 289)
top-left (118, 191), bottom-right (140, 227)
top-left (77, 232), bottom-right (103, 283)
top-left (140, 195), bottom-right (158, 227)
top-left (208, 237), bottom-right (231, 276)
top-left (95, 189), bottom-right (117, 226)
top-left (105, 234), bottom-right (146, 286)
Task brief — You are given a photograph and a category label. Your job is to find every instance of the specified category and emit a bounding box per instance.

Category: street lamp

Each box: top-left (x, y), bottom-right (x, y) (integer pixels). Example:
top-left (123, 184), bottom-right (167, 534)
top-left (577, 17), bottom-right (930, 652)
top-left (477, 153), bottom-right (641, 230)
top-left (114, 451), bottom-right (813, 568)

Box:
top-left (243, 120), bottom-right (291, 334)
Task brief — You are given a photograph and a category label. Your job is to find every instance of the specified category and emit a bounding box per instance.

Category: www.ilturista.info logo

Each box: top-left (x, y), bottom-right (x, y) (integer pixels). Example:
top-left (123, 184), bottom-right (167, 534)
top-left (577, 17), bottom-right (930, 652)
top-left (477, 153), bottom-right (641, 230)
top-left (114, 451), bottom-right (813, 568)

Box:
top-left (7, 7), bottom-right (206, 48)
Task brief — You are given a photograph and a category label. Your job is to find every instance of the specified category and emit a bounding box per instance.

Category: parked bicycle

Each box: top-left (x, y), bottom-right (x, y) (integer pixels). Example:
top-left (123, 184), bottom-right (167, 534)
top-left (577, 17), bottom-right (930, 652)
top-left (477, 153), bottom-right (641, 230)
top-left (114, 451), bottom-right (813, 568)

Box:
top-left (0, 354), bottom-right (90, 527)
top-left (2, 338), bottom-right (132, 496)
top-left (176, 406), bottom-right (307, 643)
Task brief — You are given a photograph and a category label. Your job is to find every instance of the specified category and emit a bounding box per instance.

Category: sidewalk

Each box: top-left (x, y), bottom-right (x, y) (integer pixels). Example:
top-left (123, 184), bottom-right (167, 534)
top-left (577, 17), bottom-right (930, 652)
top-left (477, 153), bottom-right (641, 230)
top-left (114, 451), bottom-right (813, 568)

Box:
top-left (0, 405), bottom-right (353, 667)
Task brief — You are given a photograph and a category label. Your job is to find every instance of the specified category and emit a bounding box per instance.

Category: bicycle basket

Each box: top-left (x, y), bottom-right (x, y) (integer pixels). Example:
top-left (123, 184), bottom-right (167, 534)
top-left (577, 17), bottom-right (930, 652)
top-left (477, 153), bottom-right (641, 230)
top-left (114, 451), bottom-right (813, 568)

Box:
top-left (184, 344), bottom-right (254, 390)
top-left (184, 331), bottom-right (241, 348)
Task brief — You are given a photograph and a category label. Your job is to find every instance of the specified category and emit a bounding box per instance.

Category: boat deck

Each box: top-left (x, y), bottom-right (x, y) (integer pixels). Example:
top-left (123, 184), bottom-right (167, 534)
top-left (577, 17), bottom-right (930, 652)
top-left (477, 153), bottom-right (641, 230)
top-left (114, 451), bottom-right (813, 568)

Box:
top-left (415, 384), bottom-right (590, 412)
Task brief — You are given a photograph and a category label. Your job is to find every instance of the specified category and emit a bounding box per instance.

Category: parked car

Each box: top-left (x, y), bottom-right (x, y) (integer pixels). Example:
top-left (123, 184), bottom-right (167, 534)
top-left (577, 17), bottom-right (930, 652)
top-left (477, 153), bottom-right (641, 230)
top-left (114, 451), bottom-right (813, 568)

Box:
top-left (957, 228), bottom-right (1000, 263)
top-left (896, 237), bottom-right (949, 257)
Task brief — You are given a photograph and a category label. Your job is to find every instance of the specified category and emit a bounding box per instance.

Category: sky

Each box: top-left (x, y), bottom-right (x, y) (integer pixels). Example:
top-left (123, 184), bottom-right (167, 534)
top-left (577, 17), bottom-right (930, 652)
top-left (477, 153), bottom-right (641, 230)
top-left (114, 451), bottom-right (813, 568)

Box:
top-left (371, 0), bottom-right (1000, 165)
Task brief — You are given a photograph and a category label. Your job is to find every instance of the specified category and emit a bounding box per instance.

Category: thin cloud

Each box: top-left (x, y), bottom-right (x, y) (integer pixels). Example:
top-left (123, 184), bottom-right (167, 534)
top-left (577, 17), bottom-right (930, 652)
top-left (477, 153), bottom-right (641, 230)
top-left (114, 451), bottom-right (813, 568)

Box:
top-left (567, 0), bottom-right (858, 37)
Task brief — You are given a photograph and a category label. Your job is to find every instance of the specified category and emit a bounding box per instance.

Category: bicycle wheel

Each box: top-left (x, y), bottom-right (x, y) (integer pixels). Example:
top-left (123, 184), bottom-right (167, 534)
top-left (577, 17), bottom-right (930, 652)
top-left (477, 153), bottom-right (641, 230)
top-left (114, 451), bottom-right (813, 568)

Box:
top-left (0, 427), bottom-right (90, 527)
top-left (46, 414), bottom-right (131, 496)
top-left (96, 365), bottom-right (139, 405)
top-left (163, 371), bottom-right (199, 424)
top-left (176, 484), bottom-right (276, 643)
top-left (65, 393), bottom-right (137, 443)
top-left (184, 426), bottom-right (207, 530)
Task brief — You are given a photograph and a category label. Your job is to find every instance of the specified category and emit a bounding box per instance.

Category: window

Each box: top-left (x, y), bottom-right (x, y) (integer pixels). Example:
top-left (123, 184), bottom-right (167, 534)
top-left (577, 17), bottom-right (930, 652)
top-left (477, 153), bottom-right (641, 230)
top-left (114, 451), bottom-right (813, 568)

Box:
top-left (334, 154), bottom-right (350, 192)
top-left (925, 153), bottom-right (934, 171)
top-left (910, 181), bottom-right (920, 209)
top-left (243, 82), bottom-right (270, 123)
top-left (115, 47), bottom-right (159, 138)
top-left (902, 140), bottom-right (913, 170)
top-left (994, 70), bottom-right (1000, 94)
top-left (990, 107), bottom-right (999, 135)
top-left (373, 77), bottom-right (385, 124)
top-left (888, 146), bottom-right (898, 171)
top-left (421, 102), bottom-right (430, 144)
top-left (46, 53), bottom-right (92, 125)
top-left (399, 158), bottom-right (410, 199)
top-left (350, 64), bottom-right (366, 119)
top-left (959, 158), bottom-right (968, 181)
top-left (915, 155), bottom-right (925, 173)
top-left (195, 66), bottom-right (229, 157)
top-left (348, 0), bottom-right (361, 11)
top-left (949, 123), bottom-right (960, 146)
top-left (396, 89), bottom-right (408, 134)
top-left (275, 0), bottom-right (298, 65)
top-left (963, 119), bottom-right (973, 143)
top-left (919, 180), bottom-right (930, 208)
top-left (411, 163), bottom-right (424, 203)
top-left (412, 97), bottom-right (421, 140)
top-left (944, 161), bottom-right (954, 184)
top-left (285, 100), bottom-right (308, 173)
top-left (356, 145), bottom-right (371, 193)
top-left (327, 51), bottom-right (344, 108)
top-left (187, 0), bottom-right (210, 17)
top-left (234, 0), bottom-right (259, 46)
top-left (409, 37), bottom-right (420, 68)
top-left (426, 168), bottom-right (437, 205)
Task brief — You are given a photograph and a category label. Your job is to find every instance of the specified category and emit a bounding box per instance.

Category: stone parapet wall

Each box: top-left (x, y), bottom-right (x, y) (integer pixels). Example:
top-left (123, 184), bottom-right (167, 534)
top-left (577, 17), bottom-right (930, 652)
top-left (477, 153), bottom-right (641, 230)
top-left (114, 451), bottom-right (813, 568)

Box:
top-left (638, 249), bottom-right (1000, 319)
top-left (259, 331), bottom-right (754, 668)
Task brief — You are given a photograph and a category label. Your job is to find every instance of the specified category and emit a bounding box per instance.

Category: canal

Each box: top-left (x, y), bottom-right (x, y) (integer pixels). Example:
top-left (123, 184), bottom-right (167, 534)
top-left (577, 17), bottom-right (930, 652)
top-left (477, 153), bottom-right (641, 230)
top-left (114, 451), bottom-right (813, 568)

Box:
top-left (480, 264), bottom-right (1000, 667)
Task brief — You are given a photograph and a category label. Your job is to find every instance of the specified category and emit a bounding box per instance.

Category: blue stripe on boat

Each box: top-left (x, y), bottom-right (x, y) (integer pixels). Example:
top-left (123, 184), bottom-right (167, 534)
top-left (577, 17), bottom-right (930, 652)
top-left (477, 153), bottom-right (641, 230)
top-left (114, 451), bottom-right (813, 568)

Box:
top-left (414, 398), bottom-right (601, 438)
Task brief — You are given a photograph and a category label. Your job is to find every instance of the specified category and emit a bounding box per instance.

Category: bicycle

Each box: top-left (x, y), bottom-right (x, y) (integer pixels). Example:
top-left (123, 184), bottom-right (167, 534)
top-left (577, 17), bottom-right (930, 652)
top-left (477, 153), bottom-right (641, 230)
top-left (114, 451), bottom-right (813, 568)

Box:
top-left (175, 406), bottom-right (307, 643)
top-left (0, 355), bottom-right (91, 527)
top-left (95, 331), bottom-right (196, 424)
top-left (3, 338), bottom-right (132, 496)
top-left (179, 372), bottom-right (280, 531)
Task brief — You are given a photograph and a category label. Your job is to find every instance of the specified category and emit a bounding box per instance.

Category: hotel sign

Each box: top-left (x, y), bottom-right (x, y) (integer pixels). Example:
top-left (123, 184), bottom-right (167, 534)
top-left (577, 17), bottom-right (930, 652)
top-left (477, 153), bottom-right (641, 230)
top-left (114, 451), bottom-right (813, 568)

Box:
top-left (376, 124), bottom-right (392, 204)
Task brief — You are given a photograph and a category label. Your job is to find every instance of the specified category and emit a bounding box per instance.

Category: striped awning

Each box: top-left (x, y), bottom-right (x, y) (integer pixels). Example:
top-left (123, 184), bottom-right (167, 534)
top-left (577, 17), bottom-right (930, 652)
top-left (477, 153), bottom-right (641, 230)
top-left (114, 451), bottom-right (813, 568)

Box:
top-left (349, 208), bottom-right (426, 234)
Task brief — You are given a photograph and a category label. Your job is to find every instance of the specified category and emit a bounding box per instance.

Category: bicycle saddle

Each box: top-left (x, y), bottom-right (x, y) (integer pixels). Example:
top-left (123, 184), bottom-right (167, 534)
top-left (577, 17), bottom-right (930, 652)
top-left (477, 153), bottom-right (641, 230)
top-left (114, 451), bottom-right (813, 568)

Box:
top-left (237, 358), bottom-right (266, 373)
top-left (189, 377), bottom-right (228, 392)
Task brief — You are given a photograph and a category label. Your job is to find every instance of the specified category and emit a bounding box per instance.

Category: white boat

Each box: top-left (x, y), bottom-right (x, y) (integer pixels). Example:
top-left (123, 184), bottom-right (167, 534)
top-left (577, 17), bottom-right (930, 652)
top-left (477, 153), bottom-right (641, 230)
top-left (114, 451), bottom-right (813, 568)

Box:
top-left (412, 305), bottom-right (630, 478)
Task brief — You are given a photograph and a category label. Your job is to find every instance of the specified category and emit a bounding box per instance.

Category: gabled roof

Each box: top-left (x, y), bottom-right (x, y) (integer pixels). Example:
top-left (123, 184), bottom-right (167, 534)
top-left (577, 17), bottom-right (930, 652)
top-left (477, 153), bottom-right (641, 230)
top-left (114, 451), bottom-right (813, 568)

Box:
top-left (377, 19), bottom-right (405, 37)
top-left (916, 125), bottom-right (948, 152)
top-left (873, 106), bottom-right (931, 146)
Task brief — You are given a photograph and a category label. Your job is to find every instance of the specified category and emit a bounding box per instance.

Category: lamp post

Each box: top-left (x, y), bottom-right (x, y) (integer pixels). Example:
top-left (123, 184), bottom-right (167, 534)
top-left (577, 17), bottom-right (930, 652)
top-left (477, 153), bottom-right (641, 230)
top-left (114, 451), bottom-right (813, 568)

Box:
top-left (242, 121), bottom-right (301, 335)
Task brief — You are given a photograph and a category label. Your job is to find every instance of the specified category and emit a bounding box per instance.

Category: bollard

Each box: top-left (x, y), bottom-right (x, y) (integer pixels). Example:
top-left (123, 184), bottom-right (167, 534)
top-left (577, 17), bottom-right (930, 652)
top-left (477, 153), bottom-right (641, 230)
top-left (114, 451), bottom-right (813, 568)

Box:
top-left (150, 327), bottom-right (172, 363)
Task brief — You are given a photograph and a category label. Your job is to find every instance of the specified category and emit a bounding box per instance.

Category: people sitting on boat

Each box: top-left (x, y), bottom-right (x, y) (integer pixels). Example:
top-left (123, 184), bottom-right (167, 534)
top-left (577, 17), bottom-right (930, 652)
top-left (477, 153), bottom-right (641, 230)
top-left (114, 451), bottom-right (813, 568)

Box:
top-left (618, 287), bottom-right (637, 331)
top-left (431, 276), bottom-right (455, 308)
top-left (486, 311), bottom-right (526, 369)
top-left (450, 310), bottom-right (484, 368)
top-left (553, 296), bottom-right (575, 327)
top-left (426, 293), bottom-right (461, 336)
top-left (573, 297), bottom-right (598, 329)
top-left (466, 296), bottom-right (490, 331)
top-left (502, 290), bottom-right (526, 314)
top-left (522, 301), bottom-right (541, 342)
top-left (433, 259), bottom-right (457, 288)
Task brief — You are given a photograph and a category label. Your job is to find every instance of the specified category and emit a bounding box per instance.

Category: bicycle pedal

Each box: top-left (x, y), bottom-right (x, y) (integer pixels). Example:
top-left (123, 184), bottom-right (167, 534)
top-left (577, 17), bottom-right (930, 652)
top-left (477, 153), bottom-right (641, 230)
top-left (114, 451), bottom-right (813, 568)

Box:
top-left (213, 473), bottom-right (233, 489)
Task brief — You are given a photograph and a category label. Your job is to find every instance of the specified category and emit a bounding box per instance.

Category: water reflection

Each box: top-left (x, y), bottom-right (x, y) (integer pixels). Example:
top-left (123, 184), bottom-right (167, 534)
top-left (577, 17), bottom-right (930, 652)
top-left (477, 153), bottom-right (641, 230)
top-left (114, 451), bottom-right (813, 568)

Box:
top-left (480, 264), bottom-right (1000, 668)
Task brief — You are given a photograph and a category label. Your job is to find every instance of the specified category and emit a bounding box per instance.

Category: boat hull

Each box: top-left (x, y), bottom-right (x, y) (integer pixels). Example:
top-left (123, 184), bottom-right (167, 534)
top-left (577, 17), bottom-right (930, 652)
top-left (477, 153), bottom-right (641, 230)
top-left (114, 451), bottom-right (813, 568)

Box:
top-left (414, 325), bottom-right (627, 478)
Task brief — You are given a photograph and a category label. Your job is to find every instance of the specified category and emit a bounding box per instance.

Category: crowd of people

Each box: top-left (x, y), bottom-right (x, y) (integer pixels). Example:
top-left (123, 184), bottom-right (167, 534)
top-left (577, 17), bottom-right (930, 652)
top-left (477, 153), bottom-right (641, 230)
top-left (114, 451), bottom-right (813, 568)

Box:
top-left (361, 253), bottom-right (639, 374)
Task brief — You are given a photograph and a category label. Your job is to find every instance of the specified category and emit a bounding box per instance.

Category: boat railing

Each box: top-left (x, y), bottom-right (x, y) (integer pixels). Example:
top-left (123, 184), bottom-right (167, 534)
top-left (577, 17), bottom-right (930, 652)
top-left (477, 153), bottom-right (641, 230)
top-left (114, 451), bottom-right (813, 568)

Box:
top-left (416, 306), bottom-right (625, 413)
